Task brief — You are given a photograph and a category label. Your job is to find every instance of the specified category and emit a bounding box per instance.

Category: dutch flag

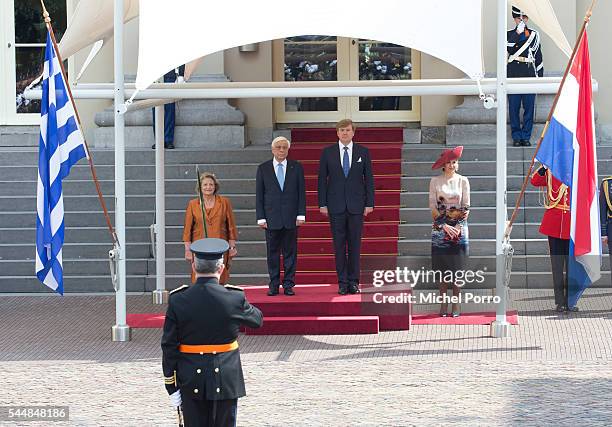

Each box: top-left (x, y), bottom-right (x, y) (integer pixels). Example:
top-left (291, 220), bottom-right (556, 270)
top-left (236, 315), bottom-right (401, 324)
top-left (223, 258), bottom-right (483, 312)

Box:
top-left (36, 31), bottom-right (88, 295)
top-left (536, 30), bottom-right (601, 308)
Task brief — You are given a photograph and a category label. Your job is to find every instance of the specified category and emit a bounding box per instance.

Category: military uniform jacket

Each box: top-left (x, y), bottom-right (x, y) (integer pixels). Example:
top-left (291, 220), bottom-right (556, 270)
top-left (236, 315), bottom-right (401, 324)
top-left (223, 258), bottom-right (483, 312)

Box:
top-left (599, 177), bottom-right (612, 236)
top-left (161, 277), bottom-right (263, 401)
top-left (531, 168), bottom-right (571, 240)
top-left (507, 27), bottom-right (544, 78)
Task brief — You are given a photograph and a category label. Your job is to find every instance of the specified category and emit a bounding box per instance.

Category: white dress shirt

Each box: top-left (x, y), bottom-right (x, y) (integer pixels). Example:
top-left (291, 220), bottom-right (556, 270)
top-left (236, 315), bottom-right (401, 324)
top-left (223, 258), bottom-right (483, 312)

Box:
top-left (257, 158), bottom-right (305, 225)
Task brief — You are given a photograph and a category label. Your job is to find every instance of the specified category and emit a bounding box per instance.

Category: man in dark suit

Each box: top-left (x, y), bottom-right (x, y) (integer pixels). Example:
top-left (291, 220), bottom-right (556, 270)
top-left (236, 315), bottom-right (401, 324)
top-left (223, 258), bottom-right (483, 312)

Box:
top-left (256, 136), bottom-right (306, 296)
top-left (318, 119), bottom-right (375, 295)
top-left (161, 238), bottom-right (263, 427)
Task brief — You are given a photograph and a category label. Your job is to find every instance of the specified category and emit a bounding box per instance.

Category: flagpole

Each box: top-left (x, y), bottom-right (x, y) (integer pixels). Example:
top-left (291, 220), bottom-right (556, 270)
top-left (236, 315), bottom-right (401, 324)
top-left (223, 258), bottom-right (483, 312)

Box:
top-left (490, 0), bottom-right (510, 338)
top-left (38, 0), bottom-right (118, 247)
top-left (504, 0), bottom-right (598, 240)
top-left (196, 166), bottom-right (209, 238)
top-left (111, 0), bottom-right (130, 342)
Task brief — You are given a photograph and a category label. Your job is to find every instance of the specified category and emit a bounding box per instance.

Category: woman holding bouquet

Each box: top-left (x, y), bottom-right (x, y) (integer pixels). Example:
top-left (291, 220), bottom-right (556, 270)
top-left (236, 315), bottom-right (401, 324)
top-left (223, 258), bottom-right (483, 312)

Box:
top-left (429, 146), bottom-right (470, 317)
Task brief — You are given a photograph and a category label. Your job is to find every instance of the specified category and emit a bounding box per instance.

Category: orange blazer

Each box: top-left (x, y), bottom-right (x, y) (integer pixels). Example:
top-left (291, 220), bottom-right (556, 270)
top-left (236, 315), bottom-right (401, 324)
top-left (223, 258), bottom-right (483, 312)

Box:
top-left (183, 196), bottom-right (238, 243)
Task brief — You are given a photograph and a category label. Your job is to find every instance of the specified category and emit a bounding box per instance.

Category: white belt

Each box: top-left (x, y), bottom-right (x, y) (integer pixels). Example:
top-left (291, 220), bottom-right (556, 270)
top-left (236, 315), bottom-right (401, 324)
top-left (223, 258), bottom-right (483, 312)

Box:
top-left (509, 56), bottom-right (534, 63)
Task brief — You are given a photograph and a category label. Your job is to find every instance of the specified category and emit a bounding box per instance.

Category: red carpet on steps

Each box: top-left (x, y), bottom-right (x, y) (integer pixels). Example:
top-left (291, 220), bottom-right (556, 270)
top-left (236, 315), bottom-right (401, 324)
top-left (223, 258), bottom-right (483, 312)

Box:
top-left (127, 128), bottom-right (408, 335)
top-left (237, 127), bottom-right (408, 334)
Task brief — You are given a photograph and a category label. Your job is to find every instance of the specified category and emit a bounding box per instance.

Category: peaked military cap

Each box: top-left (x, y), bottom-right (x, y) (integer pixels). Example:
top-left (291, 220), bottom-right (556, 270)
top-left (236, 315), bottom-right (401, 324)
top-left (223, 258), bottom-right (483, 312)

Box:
top-left (512, 6), bottom-right (527, 19)
top-left (190, 238), bottom-right (229, 260)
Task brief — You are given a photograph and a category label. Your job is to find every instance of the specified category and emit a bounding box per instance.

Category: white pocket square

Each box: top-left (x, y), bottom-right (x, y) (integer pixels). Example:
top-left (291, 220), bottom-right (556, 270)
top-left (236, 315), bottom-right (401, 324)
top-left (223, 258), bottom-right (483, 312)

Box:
top-left (357, 157), bottom-right (362, 162)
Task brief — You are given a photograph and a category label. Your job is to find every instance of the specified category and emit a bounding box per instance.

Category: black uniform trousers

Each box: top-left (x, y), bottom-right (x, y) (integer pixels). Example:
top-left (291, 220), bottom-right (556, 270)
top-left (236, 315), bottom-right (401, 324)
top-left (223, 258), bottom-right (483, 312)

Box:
top-left (508, 93), bottom-right (536, 142)
top-left (548, 236), bottom-right (569, 307)
top-left (606, 228), bottom-right (612, 288)
top-left (329, 211), bottom-right (364, 289)
top-left (152, 70), bottom-right (178, 145)
top-left (265, 227), bottom-right (297, 290)
top-left (182, 397), bottom-right (237, 427)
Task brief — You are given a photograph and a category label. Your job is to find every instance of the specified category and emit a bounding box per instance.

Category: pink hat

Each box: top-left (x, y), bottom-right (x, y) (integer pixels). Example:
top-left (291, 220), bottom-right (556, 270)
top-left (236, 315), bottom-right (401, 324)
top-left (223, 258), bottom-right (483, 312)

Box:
top-left (432, 146), bottom-right (464, 170)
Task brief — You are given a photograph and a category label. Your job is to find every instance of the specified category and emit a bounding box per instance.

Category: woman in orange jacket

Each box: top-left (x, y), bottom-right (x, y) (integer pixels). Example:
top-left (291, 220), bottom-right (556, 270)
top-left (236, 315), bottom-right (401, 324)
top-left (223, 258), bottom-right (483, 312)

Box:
top-left (183, 172), bottom-right (238, 284)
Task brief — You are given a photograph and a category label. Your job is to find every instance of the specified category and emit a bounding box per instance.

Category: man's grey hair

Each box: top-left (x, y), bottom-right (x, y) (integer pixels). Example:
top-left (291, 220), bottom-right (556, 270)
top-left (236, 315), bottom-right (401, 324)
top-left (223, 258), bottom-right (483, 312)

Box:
top-left (193, 257), bottom-right (224, 274)
top-left (271, 136), bottom-right (291, 148)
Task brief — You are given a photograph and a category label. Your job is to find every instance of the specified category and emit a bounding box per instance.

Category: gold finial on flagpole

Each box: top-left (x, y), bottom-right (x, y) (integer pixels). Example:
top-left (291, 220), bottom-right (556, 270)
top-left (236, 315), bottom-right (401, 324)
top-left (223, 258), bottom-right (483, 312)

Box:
top-left (39, 0), bottom-right (51, 24)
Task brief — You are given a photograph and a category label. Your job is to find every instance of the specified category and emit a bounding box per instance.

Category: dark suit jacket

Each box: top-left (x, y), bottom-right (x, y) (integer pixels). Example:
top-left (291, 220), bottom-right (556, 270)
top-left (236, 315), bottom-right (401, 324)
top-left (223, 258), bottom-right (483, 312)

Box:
top-left (161, 278), bottom-right (263, 401)
top-left (318, 143), bottom-right (375, 215)
top-left (256, 159), bottom-right (306, 230)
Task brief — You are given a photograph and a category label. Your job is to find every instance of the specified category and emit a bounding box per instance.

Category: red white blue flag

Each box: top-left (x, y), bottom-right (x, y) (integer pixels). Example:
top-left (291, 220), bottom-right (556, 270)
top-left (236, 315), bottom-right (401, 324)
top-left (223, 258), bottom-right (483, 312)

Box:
top-left (535, 30), bottom-right (601, 308)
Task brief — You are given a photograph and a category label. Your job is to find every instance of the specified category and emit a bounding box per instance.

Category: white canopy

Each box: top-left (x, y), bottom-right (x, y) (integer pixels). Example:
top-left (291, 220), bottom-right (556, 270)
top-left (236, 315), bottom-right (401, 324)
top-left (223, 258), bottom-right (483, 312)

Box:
top-left (58, 0), bottom-right (139, 59)
top-left (57, 0), bottom-right (572, 89)
top-left (135, 0), bottom-right (485, 89)
top-left (513, 0), bottom-right (572, 57)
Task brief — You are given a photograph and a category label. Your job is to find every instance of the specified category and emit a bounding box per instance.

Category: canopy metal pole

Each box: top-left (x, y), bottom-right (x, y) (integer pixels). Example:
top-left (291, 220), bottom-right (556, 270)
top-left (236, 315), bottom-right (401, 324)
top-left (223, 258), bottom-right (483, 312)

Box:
top-left (25, 78), bottom-right (598, 102)
top-left (491, 0), bottom-right (511, 338)
top-left (111, 0), bottom-right (130, 342)
top-left (152, 106), bottom-right (167, 304)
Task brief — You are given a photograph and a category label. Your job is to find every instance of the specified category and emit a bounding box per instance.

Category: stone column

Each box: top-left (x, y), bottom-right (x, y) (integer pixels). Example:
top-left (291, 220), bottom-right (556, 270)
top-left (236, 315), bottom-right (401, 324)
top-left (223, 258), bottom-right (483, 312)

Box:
top-left (93, 73), bottom-right (246, 149)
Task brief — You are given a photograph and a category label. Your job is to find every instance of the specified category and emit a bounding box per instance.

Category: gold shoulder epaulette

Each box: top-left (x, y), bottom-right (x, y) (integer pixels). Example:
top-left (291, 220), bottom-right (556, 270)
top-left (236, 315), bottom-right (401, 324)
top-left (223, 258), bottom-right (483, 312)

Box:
top-left (169, 285), bottom-right (189, 295)
top-left (224, 284), bottom-right (244, 292)
top-left (602, 176), bottom-right (612, 182)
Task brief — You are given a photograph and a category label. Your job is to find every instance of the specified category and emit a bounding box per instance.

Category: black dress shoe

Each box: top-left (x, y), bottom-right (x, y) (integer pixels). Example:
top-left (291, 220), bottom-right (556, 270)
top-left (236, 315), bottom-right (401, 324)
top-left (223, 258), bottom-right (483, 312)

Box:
top-left (166, 143), bottom-right (175, 149)
top-left (521, 139), bottom-right (531, 147)
top-left (555, 304), bottom-right (566, 313)
top-left (283, 288), bottom-right (295, 296)
top-left (338, 288), bottom-right (348, 295)
top-left (267, 289), bottom-right (279, 296)
top-left (348, 284), bottom-right (360, 294)
top-left (513, 140), bottom-right (522, 147)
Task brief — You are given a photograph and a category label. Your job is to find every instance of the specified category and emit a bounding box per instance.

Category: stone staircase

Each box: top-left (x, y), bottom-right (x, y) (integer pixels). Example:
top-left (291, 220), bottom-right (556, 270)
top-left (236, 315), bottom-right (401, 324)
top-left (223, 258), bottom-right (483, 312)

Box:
top-left (1, 144), bottom-right (612, 293)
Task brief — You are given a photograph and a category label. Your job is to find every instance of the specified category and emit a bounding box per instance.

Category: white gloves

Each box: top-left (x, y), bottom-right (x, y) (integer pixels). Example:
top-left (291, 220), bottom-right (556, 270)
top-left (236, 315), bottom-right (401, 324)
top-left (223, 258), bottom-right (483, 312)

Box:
top-left (170, 390), bottom-right (182, 408)
top-left (176, 75), bottom-right (185, 84)
top-left (516, 20), bottom-right (526, 34)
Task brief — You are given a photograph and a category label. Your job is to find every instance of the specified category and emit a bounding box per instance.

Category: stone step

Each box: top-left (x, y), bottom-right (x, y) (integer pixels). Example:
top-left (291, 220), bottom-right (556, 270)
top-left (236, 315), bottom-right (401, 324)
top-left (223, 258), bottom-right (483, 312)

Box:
top-left (4, 144), bottom-right (612, 167)
top-left (401, 144), bottom-right (612, 161)
top-left (4, 232), bottom-right (581, 263)
top-left (0, 147), bottom-right (277, 167)
top-left (2, 269), bottom-right (610, 293)
top-left (0, 222), bottom-right (548, 245)
top-left (0, 188), bottom-right (559, 213)
top-left (5, 173), bottom-right (609, 197)
top-left (0, 205), bottom-right (551, 228)
top-left (0, 258), bottom-right (150, 276)
top-left (4, 157), bottom-right (612, 182)
top-left (1, 237), bottom-right (572, 263)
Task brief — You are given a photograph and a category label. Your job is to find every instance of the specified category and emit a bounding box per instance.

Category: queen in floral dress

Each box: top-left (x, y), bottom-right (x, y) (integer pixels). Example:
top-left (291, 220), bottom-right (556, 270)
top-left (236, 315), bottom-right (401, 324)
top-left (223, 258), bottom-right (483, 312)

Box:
top-left (429, 146), bottom-right (470, 317)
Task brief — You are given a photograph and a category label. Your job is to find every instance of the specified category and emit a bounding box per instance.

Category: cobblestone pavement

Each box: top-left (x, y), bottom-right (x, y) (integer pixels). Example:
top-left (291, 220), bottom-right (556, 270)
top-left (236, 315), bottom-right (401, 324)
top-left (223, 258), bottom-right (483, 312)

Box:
top-left (1, 289), bottom-right (611, 426)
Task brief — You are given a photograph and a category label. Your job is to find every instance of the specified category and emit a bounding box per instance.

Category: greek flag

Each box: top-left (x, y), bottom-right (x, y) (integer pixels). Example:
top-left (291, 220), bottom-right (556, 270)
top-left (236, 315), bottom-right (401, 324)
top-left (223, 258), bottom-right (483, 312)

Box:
top-left (36, 31), bottom-right (88, 295)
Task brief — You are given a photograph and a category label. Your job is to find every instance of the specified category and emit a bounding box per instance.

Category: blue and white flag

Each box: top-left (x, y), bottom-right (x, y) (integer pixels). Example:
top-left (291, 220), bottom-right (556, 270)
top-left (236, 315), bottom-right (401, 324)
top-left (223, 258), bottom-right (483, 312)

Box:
top-left (36, 31), bottom-right (88, 295)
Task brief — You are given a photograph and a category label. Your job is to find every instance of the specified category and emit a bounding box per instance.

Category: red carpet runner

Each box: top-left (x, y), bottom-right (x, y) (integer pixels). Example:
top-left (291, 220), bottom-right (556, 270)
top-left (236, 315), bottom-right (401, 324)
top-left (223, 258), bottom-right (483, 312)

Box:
top-left (242, 127), bottom-right (407, 334)
top-left (126, 128), bottom-right (408, 335)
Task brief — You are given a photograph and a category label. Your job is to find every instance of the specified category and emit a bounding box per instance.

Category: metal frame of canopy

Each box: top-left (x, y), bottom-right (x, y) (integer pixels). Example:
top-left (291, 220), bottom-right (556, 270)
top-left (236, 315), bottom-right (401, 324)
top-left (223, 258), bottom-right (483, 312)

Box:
top-left (26, 0), bottom-right (580, 340)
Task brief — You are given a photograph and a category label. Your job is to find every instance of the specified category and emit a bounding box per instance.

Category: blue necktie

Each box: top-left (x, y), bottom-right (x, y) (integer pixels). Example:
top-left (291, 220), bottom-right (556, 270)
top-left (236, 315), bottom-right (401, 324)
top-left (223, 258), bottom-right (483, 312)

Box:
top-left (277, 163), bottom-right (285, 190)
top-left (342, 146), bottom-right (350, 177)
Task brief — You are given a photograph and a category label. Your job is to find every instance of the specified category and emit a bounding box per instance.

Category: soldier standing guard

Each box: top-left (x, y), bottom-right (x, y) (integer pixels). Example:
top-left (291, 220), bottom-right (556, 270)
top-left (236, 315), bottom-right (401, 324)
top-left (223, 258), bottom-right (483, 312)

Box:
top-left (600, 177), bottom-right (612, 287)
top-left (162, 238), bottom-right (263, 427)
top-left (531, 166), bottom-right (578, 312)
top-left (507, 6), bottom-right (544, 147)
